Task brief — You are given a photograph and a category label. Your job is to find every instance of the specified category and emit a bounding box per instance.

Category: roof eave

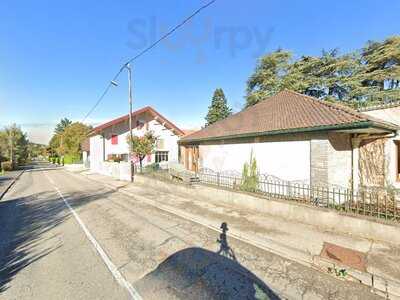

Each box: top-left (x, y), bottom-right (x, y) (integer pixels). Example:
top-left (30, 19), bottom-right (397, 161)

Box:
top-left (179, 121), bottom-right (398, 144)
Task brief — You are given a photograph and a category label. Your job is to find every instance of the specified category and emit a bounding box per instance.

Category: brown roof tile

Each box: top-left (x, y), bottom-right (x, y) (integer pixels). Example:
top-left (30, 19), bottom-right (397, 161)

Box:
top-left (89, 106), bottom-right (184, 137)
top-left (181, 90), bottom-right (397, 143)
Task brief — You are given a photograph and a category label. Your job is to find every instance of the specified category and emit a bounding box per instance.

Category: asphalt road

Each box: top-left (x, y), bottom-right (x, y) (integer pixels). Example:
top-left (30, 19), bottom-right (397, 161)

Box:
top-left (0, 162), bottom-right (382, 299)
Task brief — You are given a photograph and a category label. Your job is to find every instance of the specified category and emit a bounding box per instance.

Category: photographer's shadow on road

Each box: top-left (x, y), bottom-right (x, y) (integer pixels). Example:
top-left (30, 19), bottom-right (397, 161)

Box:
top-left (134, 222), bottom-right (280, 300)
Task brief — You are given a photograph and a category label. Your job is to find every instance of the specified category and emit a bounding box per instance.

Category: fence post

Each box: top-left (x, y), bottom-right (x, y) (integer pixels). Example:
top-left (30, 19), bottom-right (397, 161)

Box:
top-left (217, 172), bottom-right (220, 186)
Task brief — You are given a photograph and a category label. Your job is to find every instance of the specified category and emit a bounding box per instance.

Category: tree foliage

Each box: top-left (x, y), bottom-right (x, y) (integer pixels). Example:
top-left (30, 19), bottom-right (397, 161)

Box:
top-left (0, 124), bottom-right (29, 166)
top-left (246, 36), bottom-right (400, 108)
top-left (55, 118), bottom-right (72, 134)
top-left (48, 120), bottom-right (91, 158)
top-left (240, 150), bottom-right (260, 192)
top-left (126, 131), bottom-right (157, 170)
top-left (205, 88), bottom-right (232, 126)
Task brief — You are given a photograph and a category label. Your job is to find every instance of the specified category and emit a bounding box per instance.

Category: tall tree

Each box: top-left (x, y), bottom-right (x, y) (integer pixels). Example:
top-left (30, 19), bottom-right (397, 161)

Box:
top-left (245, 36), bottom-right (400, 108)
top-left (205, 88), bottom-right (232, 126)
top-left (0, 124), bottom-right (29, 165)
top-left (361, 36), bottom-right (400, 101)
top-left (62, 122), bottom-right (91, 157)
top-left (246, 50), bottom-right (292, 107)
top-left (55, 118), bottom-right (72, 134)
top-left (48, 121), bottom-right (91, 158)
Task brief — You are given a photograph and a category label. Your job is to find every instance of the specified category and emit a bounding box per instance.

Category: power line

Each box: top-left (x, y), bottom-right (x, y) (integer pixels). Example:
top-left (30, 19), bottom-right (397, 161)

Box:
top-left (82, 0), bottom-right (218, 122)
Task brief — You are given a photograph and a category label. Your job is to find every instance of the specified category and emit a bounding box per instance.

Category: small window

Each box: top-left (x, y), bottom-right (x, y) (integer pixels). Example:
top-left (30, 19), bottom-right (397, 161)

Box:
top-left (136, 120), bottom-right (145, 129)
top-left (111, 135), bottom-right (118, 145)
top-left (155, 151), bottom-right (169, 163)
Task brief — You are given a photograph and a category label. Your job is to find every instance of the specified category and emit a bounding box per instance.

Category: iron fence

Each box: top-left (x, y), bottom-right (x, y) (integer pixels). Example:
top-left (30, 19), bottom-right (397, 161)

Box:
top-left (197, 170), bottom-right (400, 223)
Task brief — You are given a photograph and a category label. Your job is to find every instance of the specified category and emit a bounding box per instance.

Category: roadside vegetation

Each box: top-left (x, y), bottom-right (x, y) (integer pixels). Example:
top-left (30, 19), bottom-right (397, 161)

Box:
top-left (0, 124), bottom-right (46, 172)
top-left (47, 118), bottom-right (92, 165)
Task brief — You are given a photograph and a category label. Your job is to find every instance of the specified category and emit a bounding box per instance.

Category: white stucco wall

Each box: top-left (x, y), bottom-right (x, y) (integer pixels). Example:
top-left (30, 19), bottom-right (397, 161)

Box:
top-left (363, 106), bottom-right (400, 126)
top-left (89, 113), bottom-right (181, 174)
top-left (199, 141), bottom-right (310, 182)
top-left (90, 135), bottom-right (104, 172)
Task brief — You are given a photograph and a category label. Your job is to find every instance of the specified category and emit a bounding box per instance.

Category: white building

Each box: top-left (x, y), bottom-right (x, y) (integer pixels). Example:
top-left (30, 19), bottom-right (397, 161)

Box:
top-left (87, 106), bottom-right (184, 179)
top-left (179, 90), bottom-right (400, 191)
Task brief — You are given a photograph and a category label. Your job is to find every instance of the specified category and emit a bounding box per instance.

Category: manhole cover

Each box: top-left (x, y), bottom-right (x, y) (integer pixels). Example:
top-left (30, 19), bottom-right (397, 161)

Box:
top-left (320, 242), bottom-right (367, 272)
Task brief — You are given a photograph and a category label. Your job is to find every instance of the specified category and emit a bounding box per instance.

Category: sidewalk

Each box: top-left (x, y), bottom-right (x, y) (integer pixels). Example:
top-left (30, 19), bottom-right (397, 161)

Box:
top-left (0, 170), bottom-right (24, 200)
top-left (71, 169), bottom-right (400, 298)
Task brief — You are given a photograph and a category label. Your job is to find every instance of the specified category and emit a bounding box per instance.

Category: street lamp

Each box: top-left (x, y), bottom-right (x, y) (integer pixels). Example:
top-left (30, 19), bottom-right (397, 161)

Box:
top-left (111, 63), bottom-right (134, 182)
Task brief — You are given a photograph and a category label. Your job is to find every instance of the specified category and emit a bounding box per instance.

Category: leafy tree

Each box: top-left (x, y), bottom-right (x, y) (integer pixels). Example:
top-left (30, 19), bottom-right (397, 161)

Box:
top-left (48, 133), bottom-right (62, 156)
top-left (205, 88), bottom-right (232, 126)
top-left (48, 121), bottom-right (91, 160)
top-left (127, 131), bottom-right (157, 171)
top-left (62, 122), bottom-right (91, 157)
top-left (0, 124), bottom-right (29, 166)
top-left (245, 35), bottom-right (400, 108)
top-left (246, 50), bottom-right (292, 107)
top-left (55, 118), bottom-right (72, 134)
top-left (360, 36), bottom-right (400, 101)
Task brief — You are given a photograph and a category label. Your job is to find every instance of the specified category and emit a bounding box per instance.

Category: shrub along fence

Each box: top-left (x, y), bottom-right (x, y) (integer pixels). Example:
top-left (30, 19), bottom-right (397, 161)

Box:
top-left (196, 169), bottom-right (400, 223)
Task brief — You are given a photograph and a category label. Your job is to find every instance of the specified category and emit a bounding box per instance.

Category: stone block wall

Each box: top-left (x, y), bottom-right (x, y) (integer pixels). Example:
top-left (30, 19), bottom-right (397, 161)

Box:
top-left (310, 133), bottom-right (352, 189)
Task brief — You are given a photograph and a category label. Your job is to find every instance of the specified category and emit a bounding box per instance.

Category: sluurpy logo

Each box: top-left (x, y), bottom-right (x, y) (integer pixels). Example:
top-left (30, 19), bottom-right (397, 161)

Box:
top-left (126, 16), bottom-right (274, 63)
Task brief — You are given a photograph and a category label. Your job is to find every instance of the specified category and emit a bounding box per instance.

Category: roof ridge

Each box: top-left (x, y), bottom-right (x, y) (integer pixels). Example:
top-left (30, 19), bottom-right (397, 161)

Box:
top-left (283, 90), bottom-right (367, 121)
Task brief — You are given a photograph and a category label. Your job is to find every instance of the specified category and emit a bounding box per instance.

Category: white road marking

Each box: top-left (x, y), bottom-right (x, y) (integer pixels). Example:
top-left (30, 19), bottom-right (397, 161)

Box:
top-left (44, 172), bottom-right (142, 300)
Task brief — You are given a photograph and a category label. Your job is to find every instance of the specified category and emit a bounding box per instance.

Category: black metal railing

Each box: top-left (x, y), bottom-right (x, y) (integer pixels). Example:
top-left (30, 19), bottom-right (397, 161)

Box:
top-left (197, 170), bottom-right (400, 223)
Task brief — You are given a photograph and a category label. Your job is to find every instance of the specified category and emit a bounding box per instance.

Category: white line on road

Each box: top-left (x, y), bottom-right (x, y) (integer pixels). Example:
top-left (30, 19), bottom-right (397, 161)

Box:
top-left (44, 172), bottom-right (142, 300)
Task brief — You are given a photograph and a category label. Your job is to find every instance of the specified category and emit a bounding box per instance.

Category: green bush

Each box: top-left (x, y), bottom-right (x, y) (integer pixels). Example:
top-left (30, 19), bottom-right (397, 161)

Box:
top-left (144, 163), bottom-right (160, 172)
top-left (240, 150), bottom-right (260, 193)
top-left (63, 154), bottom-right (81, 164)
top-left (1, 161), bottom-right (13, 171)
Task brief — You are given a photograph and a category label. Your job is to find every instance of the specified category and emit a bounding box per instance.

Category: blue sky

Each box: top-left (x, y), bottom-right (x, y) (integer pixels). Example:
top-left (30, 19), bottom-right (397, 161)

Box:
top-left (1, 0), bottom-right (399, 143)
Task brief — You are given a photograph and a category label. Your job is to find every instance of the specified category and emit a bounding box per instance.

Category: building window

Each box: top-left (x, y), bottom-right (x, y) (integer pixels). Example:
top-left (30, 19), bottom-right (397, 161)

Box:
top-left (136, 120), bottom-right (145, 129)
top-left (155, 151), bottom-right (168, 163)
top-left (111, 135), bottom-right (118, 145)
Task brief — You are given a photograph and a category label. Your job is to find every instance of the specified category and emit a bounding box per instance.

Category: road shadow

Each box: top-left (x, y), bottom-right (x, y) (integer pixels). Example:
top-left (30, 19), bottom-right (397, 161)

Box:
top-left (217, 222), bottom-right (237, 261)
top-left (134, 246), bottom-right (280, 299)
top-left (0, 191), bottom-right (67, 293)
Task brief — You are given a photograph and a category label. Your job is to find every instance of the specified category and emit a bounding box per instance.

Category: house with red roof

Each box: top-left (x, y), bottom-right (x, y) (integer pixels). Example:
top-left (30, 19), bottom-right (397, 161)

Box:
top-left (87, 106), bottom-right (184, 179)
top-left (179, 90), bottom-right (400, 191)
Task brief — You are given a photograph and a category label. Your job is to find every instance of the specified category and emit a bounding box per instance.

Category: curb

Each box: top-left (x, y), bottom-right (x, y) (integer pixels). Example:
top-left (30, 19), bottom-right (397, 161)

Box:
top-left (69, 170), bottom-right (400, 299)
top-left (0, 170), bottom-right (24, 200)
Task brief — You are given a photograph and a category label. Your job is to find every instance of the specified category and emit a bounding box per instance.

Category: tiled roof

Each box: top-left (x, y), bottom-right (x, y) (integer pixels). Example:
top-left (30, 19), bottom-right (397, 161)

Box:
top-left (181, 90), bottom-right (398, 143)
top-left (89, 106), bottom-right (184, 136)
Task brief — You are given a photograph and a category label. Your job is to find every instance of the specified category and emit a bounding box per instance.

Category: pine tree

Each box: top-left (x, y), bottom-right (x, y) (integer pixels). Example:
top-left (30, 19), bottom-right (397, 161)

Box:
top-left (360, 36), bottom-right (400, 102)
top-left (205, 88), bottom-right (232, 126)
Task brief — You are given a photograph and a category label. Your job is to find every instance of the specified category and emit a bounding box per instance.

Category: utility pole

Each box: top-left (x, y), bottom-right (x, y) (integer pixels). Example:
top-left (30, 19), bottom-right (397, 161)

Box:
top-left (127, 64), bottom-right (134, 182)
